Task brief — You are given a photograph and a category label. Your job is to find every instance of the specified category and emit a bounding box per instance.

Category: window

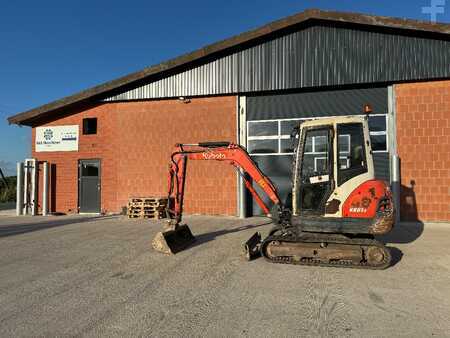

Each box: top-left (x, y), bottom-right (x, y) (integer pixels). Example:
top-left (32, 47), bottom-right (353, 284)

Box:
top-left (247, 139), bottom-right (278, 154)
top-left (301, 129), bottom-right (330, 177)
top-left (338, 134), bottom-right (351, 169)
top-left (81, 163), bottom-right (99, 177)
top-left (247, 114), bottom-right (388, 156)
top-left (247, 119), bottom-right (304, 155)
top-left (83, 118), bottom-right (97, 135)
top-left (368, 115), bottom-right (387, 152)
top-left (337, 123), bottom-right (368, 186)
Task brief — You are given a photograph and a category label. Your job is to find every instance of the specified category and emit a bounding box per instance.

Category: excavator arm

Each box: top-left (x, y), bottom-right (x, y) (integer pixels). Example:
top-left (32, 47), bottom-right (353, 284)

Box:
top-left (152, 141), bottom-right (283, 255)
top-left (166, 142), bottom-right (281, 224)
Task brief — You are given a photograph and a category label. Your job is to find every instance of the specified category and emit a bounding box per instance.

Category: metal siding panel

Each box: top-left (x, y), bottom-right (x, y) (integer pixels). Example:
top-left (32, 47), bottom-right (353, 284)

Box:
top-left (373, 153), bottom-right (390, 181)
top-left (250, 155), bottom-right (294, 215)
top-left (104, 26), bottom-right (450, 101)
top-left (246, 87), bottom-right (388, 120)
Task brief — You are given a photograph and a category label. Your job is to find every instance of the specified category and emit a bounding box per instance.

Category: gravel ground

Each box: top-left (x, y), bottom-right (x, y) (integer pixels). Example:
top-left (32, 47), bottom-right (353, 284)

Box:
top-left (0, 214), bottom-right (449, 337)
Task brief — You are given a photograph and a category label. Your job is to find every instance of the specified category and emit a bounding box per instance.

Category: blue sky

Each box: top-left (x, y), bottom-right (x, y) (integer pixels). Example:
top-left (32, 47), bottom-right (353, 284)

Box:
top-left (0, 0), bottom-right (448, 175)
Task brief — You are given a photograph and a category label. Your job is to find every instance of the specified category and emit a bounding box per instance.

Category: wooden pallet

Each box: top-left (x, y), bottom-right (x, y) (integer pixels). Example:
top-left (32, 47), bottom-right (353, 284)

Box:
top-left (128, 201), bottom-right (167, 208)
top-left (127, 205), bottom-right (165, 211)
top-left (127, 211), bottom-right (165, 219)
top-left (129, 197), bottom-right (168, 204)
top-left (127, 196), bottom-right (168, 219)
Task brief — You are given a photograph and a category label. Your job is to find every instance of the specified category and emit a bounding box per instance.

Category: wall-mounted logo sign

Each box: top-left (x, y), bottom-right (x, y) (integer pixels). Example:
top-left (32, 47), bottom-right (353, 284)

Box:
top-left (36, 125), bottom-right (79, 152)
top-left (43, 129), bottom-right (53, 141)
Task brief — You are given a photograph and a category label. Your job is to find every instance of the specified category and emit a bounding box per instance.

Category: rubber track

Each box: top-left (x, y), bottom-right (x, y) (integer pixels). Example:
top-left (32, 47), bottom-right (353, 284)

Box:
top-left (261, 231), bottom-right (391, 270)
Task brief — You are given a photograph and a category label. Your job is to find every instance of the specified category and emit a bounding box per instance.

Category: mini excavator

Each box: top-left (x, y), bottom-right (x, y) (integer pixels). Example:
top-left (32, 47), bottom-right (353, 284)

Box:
top-left (152, 116), bottom-right (395, 269)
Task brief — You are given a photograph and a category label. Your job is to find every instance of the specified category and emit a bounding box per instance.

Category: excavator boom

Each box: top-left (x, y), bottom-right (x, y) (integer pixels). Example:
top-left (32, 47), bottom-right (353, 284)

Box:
top-left (167, 142), bottom-right (281, 222)
top-left (152, 142), bottom-right (283, 254)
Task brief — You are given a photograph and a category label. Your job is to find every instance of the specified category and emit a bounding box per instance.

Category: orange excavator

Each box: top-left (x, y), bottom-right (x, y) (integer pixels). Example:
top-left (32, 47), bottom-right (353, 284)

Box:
top-left (152, 116), bottom-right (395, 269)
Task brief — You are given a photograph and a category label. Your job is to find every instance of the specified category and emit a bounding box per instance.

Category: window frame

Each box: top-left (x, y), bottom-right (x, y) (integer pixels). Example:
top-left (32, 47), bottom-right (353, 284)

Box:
top-left (246, 114), bottom-right (388, 156)
top-left (367, 114), bottom-right (388, 152)
top-left (82, 118), bottom-right (98, 135)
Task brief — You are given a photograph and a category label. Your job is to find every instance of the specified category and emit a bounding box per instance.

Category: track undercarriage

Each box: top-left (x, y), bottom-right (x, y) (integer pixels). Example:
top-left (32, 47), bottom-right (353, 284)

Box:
top-left (248, 226), bottom-right (391, 270)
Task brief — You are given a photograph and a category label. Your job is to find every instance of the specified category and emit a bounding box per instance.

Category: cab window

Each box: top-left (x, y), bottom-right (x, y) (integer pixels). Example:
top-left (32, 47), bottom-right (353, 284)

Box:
top-left (337, 123), bottom-right (367, 186)
top-left (298, 127), bottom-right (332, 213)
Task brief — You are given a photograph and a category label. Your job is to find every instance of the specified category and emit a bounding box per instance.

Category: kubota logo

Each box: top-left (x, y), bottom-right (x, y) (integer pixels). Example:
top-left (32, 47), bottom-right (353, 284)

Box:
top-left (202, 152), bottom-right (225, 160)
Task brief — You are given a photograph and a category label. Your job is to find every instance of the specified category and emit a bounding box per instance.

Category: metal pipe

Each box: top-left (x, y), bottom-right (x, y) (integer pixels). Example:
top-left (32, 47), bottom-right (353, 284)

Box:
top-left (391, 154), bottom-right (401, 224)
top-left (388, 86), bottom-right (400, 224)
top-left (30, 159), bottom-right (37, 216)
top-left (43, 162), bottom-right (49, 216)
top-left (16, 162), bottom-right (23, 216)
top-left (23, 160), bottom-right (29, 215)
top-left (235, 95), bottom-right (241, 218)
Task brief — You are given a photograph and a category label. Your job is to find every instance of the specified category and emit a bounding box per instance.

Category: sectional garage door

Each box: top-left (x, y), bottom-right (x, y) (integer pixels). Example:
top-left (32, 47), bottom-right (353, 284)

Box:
top-left (246, 87), bottom-right (390, 215)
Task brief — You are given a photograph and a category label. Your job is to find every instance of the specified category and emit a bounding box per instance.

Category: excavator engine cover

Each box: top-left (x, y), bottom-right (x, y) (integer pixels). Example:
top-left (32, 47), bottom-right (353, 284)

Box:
top-left (152, 224), bottom-right (195, 254)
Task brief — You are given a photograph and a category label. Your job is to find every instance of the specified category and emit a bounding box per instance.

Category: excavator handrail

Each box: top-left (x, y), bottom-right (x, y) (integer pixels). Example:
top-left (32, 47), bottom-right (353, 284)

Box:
top-left (167, 142), bottom-right (282, 223)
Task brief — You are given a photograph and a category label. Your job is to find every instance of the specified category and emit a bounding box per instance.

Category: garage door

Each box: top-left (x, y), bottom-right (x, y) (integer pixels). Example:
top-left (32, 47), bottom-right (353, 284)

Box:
top-left (246, 87), bottom-right (390, 215)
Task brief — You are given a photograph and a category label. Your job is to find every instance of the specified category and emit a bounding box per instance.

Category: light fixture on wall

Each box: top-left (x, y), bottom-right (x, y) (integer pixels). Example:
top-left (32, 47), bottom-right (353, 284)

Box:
top-left (363, 104), bottom-right (373, 114)
top-left (178, 96), bottom-right (191, 104)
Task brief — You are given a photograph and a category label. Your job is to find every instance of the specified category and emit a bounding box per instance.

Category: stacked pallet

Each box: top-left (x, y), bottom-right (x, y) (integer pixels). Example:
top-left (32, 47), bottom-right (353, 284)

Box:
top-left (127, 197), bottom-right (168, 219)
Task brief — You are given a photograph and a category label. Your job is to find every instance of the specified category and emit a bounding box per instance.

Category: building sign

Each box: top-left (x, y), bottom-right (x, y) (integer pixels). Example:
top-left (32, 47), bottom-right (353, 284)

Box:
top-left (35, 125), bottom-right (79, 152)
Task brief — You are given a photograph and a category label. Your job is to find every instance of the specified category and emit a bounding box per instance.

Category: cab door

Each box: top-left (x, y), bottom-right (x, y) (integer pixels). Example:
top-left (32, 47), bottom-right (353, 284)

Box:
top-left (296, 126), bottom-right (334, 216)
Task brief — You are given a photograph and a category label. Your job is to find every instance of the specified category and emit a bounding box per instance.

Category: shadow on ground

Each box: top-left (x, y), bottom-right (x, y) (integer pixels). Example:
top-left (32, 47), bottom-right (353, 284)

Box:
top-left (187, 220), bottom-right (273, 249)
top-left (0, 216), bottom-right (114, 238)
top-left (187, 218), bottom-right (425, 269)
top-left (376, 221), bottom-right (424, 268)
top-left (377, 222), bottom-right (424, 244)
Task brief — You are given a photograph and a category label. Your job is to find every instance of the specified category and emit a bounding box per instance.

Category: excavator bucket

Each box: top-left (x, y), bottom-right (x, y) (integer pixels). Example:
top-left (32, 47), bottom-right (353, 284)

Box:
top-left (244, 232), bottom-right (262, 261)
top-left (152, 224), bottom-right (195, 254)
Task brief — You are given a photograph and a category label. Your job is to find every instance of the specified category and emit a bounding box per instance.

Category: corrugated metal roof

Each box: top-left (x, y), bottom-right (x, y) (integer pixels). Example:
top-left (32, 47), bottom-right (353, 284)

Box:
top-left (7, 8), bottom-right (450, 126)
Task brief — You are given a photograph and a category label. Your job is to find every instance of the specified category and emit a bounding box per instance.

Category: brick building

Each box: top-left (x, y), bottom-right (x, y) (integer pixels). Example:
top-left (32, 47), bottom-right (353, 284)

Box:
top-left (7, 10), bottom-right (450, 221)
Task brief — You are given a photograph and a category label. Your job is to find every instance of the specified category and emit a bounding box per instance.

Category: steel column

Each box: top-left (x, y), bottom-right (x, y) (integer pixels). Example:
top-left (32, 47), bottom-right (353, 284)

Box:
top-left (388, 85), bottom-right (400, 224)
top-left (238, 96), bottom-right (247, 218)
top-left (16, 162), bottom-right (23, 216)
top-left (43, 162), bottom-right (49, 216)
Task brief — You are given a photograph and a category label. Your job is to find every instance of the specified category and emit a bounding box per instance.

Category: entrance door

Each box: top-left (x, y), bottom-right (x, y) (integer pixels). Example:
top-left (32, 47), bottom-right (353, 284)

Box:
top-left (78, 159), bottom-right (101, 213)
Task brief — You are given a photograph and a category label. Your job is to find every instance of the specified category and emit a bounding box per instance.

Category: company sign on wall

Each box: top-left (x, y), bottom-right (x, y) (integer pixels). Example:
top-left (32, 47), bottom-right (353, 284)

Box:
top-left (35, 125), bottom-right (79, 152)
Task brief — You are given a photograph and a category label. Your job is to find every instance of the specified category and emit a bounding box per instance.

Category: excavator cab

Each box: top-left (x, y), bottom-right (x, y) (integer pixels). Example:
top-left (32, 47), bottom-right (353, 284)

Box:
top-left (293, 117), bottom-right (371, 217)
top-left (289, 116), bottom-right (394, 235)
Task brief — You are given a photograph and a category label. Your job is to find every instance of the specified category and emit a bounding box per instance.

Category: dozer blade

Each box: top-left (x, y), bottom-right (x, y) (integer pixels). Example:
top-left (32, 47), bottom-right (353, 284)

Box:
top-left (244, 232), bottom-right (262, 261)
top-left (152, 224), bottom-right (195, 254)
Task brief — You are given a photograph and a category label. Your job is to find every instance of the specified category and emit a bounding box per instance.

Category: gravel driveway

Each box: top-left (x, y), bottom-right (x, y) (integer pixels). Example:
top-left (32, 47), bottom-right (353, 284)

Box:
top-left (0, 214), bottom-right (449, 337)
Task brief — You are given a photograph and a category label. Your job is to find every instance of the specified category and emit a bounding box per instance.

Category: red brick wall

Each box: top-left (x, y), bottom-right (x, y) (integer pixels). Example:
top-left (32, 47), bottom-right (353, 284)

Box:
top-left (396, 80), bottom-right (450, 222)
top-left (32, 96), bottom-right (237, 215)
